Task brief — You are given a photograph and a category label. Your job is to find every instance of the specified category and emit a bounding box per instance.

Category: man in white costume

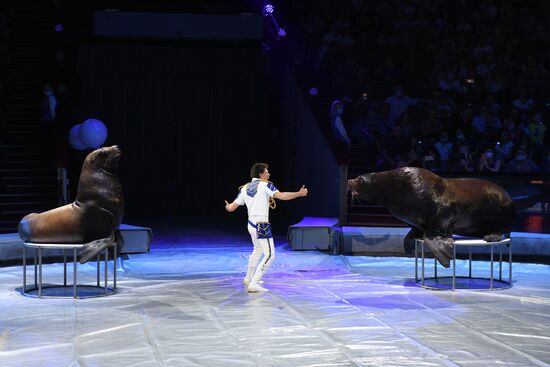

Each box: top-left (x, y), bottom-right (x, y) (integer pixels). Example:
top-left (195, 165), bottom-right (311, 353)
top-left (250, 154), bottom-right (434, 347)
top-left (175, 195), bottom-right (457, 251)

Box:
top-left (225, 163), bottom-right (308, 292)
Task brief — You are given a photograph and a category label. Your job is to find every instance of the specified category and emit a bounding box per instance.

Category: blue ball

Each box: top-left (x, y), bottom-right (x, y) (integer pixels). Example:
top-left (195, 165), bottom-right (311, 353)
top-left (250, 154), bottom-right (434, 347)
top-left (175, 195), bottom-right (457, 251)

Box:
top-left (68, 124), bottom-right (87, 150)
top-left (79, 119), bottom-right (108, 148)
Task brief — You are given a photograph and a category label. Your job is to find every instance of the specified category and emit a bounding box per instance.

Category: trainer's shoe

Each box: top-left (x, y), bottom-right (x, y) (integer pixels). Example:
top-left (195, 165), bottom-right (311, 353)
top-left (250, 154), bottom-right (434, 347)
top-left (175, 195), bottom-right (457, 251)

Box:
top-left (247, 283), bottom-right (269, 293)
top-left (243, 278), bottom-right (262, 286)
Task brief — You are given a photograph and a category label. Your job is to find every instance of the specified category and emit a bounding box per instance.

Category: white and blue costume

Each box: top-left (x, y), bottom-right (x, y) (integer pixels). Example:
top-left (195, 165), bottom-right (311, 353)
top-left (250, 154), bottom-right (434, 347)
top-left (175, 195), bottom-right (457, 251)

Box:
top-left (234, 178), bottom-right (279, 286)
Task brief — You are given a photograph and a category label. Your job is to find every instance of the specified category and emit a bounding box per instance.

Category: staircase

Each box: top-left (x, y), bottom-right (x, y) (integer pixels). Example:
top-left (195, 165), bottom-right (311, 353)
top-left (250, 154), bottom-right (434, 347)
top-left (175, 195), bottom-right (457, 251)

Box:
top-left (0, 1), bottom-right (59, 234)
top-left (345, 145), bottom-right (407, 227)
top-left (273, 5), bottom-right (406, 228)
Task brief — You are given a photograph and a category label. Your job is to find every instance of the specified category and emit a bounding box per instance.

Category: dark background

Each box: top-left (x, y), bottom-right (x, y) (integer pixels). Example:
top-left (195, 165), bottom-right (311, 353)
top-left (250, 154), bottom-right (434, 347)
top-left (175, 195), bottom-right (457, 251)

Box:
top-left (75, 44), bottom-right (273, 218)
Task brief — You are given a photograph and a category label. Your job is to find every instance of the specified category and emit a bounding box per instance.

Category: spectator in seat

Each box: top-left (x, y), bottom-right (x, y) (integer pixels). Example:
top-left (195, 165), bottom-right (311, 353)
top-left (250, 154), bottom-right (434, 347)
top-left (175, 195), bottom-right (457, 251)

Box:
top-left (478, 148), bottom-right (501, 173)
top-left (398, 112), bottom-right (415, 139)
top-left (377, 125), bottom-right (410, 169)
top-left (472, 108), bottom-right (502, 140)
top-left (505, 148), bottom-right (538, 173)
top-left (330, 100), bottom-right (351, 148)
top-left (434, 132), bottom-right (453, 171)
top-left (528, 112), bottom-right (546, 160)
top-left (403, 137), bottom-right (423, 167)
top-left (422, 109), bottom-right (447, 138)
top-left (495, 131), bottom-right (514, 161)
top-left (422, 147), bottom-right (441, 172)
top-left (512, 88), bottom-right (535, 118)
top-left (385, 85), bottom-right (418, 128)
top-left (503, 109), bottom-right (524, 142)
top-left (361, 109), bottom-right (385, 137)
top-left (455, 128), bottom-right (472, 146)
top-left (452, 144), bottom-right (476, 172)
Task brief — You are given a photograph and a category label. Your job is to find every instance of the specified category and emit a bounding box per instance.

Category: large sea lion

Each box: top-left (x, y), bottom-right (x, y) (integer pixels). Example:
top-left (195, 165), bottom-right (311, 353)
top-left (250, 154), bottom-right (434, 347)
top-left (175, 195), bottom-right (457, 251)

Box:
top-left (18, 145), bottom-right (124, 264)
top-left (348, 167), bottom-right (515, 267)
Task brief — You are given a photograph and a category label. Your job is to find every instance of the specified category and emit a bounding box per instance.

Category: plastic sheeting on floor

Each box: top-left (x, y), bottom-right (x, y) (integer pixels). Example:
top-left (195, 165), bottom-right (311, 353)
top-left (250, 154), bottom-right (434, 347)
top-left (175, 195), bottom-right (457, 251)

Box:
top-left (1, 241), bottom-right (550, 366)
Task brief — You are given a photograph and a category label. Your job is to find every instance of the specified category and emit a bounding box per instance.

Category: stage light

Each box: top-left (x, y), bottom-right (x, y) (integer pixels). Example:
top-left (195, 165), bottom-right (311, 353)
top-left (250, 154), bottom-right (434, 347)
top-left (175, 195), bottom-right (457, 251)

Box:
top-left (263, 4), bottom-right (274, 15)
top-left (309, 88), bottom-right (318, 96)
top-left (54, 24), bottom-right (63, 32)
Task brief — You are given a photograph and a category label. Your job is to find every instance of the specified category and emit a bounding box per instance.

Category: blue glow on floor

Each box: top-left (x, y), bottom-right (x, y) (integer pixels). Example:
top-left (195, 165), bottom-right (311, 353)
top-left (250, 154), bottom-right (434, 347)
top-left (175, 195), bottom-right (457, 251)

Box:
top-left (1, 229), bottom-right (550, 366)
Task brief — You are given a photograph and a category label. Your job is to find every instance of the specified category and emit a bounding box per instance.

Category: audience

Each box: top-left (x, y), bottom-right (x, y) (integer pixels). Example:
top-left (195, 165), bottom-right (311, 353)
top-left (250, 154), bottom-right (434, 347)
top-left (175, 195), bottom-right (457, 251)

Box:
top-left (309, 0), bottom-right (550, 174)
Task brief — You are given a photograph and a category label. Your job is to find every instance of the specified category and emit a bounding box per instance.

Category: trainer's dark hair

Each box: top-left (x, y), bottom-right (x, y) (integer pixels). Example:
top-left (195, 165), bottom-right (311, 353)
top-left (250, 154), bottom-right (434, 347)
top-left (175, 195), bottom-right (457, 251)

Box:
top-left (250, 163), bottom-right (268, 179)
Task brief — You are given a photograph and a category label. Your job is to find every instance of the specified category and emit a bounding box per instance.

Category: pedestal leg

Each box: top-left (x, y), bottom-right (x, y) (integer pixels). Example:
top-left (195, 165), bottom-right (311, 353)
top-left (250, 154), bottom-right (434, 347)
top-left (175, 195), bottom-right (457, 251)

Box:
top-left (499, 247), bottom-right (503, 282)
top-left (468, 249), bottom-right (472, 278)
top-left (63, 250), bottom-right (67, 287)
top-left (420, 241), bottom-right (430, 285)
top-left (23, 246), bottom-right (26, 293)
top-left (34, 248), bottom-right (37, 289)
top-left (97, 254), bottom-right (100, 287)
top-left (114, 242), bottom-right (117, 291)
top-left (38, 247), bottom-right (42, 298)
top-left (490, 244), bottom-right (494, 290)
top-left (508, 241), bottom-right (512, 285)
top-left (104, 249), bottom-right (108, 294)
top-left (414, 240), bottom-right (418, 282)
top-left (452, 244), bottom-right (456, 291)
top-left (73, 248), bottom-right (77, 298)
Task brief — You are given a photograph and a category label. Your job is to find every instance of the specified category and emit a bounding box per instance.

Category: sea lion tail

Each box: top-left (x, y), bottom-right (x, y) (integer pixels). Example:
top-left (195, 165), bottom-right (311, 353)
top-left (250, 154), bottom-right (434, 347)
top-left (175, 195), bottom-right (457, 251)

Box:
top-left (79, 233), bottom-right (115, 264)
top-left (18, 213), bottom-right (38, 242)
top-left (423, 235), bottom-right (454, 268)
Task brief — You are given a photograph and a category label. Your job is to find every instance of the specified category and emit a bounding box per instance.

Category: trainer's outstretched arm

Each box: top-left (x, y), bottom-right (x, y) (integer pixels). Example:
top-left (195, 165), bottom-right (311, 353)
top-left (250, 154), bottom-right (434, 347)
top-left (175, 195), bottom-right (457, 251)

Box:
top-left (273, 185), bottom-right (308, 201)
top-left (225, 200), bottom-right (240, 212)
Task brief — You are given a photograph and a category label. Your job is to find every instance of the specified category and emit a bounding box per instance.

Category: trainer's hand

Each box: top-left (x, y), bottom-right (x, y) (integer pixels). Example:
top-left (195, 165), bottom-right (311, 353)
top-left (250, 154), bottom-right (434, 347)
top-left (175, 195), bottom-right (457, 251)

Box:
top-left (299, 185), bottom-right (308, 197)
top-left (224, 200), bottom-right (231, 212)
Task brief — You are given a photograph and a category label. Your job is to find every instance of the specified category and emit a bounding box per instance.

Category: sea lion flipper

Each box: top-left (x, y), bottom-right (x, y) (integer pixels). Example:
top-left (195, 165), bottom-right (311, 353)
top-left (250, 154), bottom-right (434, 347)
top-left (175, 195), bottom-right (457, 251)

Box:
top-left (404, 227), bottom-right (424, 254)
top-left (79, 233), bottom-right (115, 264)
top-left (483, 233), bottom-right (505, 242)
top-left (423, 235), bottom-right (454, 268)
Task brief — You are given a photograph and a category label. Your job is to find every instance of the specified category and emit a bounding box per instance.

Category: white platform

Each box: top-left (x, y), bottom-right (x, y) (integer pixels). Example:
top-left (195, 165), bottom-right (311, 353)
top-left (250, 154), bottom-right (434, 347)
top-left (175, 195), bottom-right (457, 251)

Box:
top-left (0, 224), bottom-right (152, 264)
top-left (336, 226), bottom-right (550, 256)
top-left (1, 240), bottom-right (550, 366)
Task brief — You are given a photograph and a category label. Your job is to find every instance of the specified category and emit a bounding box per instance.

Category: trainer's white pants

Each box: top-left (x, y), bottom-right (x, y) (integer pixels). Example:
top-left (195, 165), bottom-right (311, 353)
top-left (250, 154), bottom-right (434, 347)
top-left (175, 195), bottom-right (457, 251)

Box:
top-left (245, 223), bottom-right (275, 285)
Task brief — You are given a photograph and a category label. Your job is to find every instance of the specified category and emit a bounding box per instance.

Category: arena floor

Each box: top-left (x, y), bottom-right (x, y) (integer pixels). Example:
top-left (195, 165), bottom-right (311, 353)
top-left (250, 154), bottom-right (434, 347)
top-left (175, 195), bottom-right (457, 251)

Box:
top-left (1, 228), bottom-right (549, 367)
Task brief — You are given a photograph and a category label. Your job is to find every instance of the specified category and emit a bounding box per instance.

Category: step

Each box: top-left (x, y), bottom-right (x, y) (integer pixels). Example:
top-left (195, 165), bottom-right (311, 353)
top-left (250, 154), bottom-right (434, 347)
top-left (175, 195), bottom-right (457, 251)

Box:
top-left (0, 168), bottom-right (57, 175)
top-left (0, 193), bottom-right (57, 203)
top-left (7, 71), bottom-right (53, 78)
top-left (8, 91), bottom-right (43, 98)
top-left (2, 187), bottom-right (58, 196)
top-left (2, 127), bottom-right (43, 134)
top-left (347, 213), bottom-right (407, 227)
top-left (4, 182), bottom-right (57, 189)
top-left (2, 162), bottom-right (51, 170)
top-left (3, 151), bottom-right (45, 157)
top-left (0, 201), bottom-right (57, 210)
top-left (2, 130), bottom-right (44, 137)
top-left (9, 61), bottom-right (55, 69)
top-left (8, 79), bottom-right (47, 85)
top-left (347, 206), bottom-right (391, 215)
top-left (10, 83), bottom-right (43, 90)
top-left (0, 145), bottom-right (46, 151)
top-left (9, 69), bottom-right (57, 76)
top-left (5, 115), bottom-right (41, 120)
top-left (2, 177), bottom-right (58, 186)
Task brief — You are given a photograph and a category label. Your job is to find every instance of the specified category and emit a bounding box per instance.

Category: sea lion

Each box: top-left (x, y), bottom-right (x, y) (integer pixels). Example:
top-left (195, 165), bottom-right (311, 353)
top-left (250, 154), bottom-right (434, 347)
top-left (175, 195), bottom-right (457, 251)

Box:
top-left (348, 167), bottom-right (515, 268)
top-left (18, 145), bottom-right (124, 264)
